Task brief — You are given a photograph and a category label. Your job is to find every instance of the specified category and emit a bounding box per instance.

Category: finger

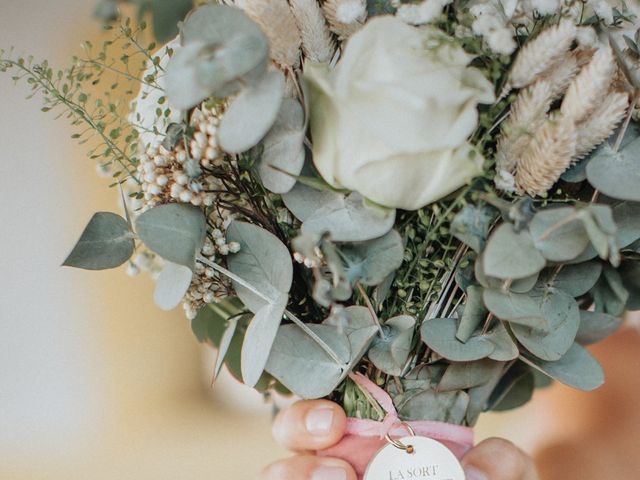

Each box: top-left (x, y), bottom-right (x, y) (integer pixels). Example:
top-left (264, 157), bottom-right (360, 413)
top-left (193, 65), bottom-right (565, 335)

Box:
top-left (461, 438), bottom-right (539, 480)
top-left (272, 400), bottom-right (347, 452)
top-left (258, 455), bottom-right (357, 480)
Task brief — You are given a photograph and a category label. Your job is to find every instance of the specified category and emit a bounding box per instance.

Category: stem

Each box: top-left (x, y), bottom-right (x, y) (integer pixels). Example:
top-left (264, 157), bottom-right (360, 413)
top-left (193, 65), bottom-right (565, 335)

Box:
top-left (613, 94), bottom-right (637, 152)
top-left (357, 283), bottom-right (384, 337)
top-left (197, 256), bottom-right (345, 366)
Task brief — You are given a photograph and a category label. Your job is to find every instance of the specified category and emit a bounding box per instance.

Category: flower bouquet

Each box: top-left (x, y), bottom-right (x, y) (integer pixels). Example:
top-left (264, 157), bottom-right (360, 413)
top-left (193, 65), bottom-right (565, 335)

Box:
top-left (4, 0), bottom-right (640, 476)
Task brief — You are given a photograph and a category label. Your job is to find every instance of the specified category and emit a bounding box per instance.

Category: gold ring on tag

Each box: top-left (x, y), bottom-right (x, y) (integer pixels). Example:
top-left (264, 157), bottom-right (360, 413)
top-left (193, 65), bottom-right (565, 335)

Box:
top-left (385, 422), bottom-right (416, 453)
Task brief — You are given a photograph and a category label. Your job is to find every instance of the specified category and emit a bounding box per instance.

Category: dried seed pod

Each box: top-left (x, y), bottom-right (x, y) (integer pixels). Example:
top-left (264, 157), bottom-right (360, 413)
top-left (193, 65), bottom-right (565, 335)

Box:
top-left (575, 91), bottom-right (629, 159)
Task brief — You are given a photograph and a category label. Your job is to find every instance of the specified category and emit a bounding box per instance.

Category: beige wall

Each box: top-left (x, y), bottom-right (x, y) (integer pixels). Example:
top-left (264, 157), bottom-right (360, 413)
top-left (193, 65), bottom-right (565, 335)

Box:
top-left (0, 2), bottom-right (556, 478)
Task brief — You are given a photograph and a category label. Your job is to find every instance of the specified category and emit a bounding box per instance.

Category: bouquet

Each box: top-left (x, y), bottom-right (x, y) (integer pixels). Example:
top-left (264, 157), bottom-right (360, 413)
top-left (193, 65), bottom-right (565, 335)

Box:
top-left (4, 0), bottom-right (640, 476)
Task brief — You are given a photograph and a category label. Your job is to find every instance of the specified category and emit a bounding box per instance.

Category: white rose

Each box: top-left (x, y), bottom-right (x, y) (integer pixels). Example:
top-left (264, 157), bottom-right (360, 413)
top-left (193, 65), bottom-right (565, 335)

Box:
top-left (304, 16), bottom-right (495, 210)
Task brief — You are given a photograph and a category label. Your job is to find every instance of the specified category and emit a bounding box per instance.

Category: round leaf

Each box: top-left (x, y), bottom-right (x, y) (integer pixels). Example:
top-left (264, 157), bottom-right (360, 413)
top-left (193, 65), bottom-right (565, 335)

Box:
top-left (614, 201), bottom-right (640, 249)
top-left (485, 322), bottom-right (519, 361)
top-left (63, 212), bottom-right (134, 270)
top-left (511, 288), bottom-right (580, 361)
top-left (586, 139), bottom-right (640, 201)
top-left (483, 289), bottom-right (548, 330)
top-left (282, 181), bottom-right (343, 222)
top-left (218, 70), bottom-right (285, 153)
top-left (529, 207), bottom-right (589, 262)
top-left (483, 223), bottom-right (546, 280)
top-left (226, 221), bottom-right (293, 313)
top-left (543, 262), bottom-right (602, 298)
top-left (576, 310), bottom-right (622, 345)
top-left (153, 262), bottom-right (194, 311)
top-left (368, 315), bottom-right (416, 376)
top-left (135, 203), bottom-right (206, 270)
top-left (341, 230), bottom-right (404, 286)
top-left (420, 318), bottom-right (494, 362)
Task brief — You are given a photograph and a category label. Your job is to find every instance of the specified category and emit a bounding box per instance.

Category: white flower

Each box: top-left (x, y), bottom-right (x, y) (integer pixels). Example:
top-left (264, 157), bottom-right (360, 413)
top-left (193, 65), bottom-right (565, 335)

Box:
top-left (304, 16), bottom-right (494, 210)
top-left (129, 38), bottom-right (183, 149)
top-left (396, 0), bottom-right (452, 26)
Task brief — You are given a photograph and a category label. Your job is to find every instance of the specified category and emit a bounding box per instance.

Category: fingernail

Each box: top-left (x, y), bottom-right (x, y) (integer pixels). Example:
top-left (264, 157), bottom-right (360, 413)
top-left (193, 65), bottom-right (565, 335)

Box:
top-left (311, 466), bottom-right (347, 480)
top-left (305, 407), bottom-right (334, 435)
top-left (464, 466), bottom-right (488, 480)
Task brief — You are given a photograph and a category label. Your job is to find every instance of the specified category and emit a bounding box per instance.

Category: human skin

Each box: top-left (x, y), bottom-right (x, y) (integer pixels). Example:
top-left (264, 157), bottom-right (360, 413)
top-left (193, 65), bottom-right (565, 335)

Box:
top-left (258, 400), bottom-right (540, 480)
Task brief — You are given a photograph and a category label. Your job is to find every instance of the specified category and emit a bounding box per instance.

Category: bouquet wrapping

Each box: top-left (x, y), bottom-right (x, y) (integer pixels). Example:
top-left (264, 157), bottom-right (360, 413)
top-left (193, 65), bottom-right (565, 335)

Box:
top-left (4, 0), bottom-right (640, 473)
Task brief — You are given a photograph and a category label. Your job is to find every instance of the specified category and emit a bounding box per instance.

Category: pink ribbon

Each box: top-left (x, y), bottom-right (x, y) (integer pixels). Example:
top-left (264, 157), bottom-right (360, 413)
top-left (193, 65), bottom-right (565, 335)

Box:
top-left (318, 373), bottom-right (474, 478)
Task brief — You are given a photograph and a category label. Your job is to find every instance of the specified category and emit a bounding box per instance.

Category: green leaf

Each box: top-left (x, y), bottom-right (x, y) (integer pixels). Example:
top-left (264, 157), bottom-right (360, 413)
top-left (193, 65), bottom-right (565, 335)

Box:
top-left (529, 207), bottom-right (589, 262)
top-left (576, 310), bottom-right (622, 345)
top-left (368, 315), bottom-right (415, 376)
top-left (511, 288), bottom-right (580, 361)
top-left (591, 265), bottom-right (629, 316)
top-left (456, 286), bottom-right (487, 342)
top-left (265, 324), bottom-right (350, 399)
top-left (63, 212), bottom-right (134, 270)
top-left (136, 203), bottom-right (206, 270)
top-left (488, 362), bottom-right (534, 412)
top-left (151, 0), bottom-right (193, 42)
top-left (613, 201), bottom-right (640, 249)
top-left (420, 318), bottom-right (494, 361)
top-left (153, 262), bottom-right (193, 311)
top-left (581, 205), bottom-right (619, 265)
top-left (586, 137), bottom-right (640, 201)
top-left (397, 389), bottom-right (469, 424)
top-left (482, 289), bottom-right (548, 330)
top-left (466, 361), bottom-right (507, 424)
top-left (542, 262), bottom-right (603, 298)
top-left (450, 204), bottom-right (496, 253)
top-left (618, 260), bottom-right (640, 310)
top-left (324, 306), bottom-right (379, 369)
top-left (241, 293), bottom-right (288, 387)
top-left (341, 230), bottom-right (404, 286)
top-left (226, 221), bottom-right (293, 313)
top-left (438, 359), bottom-right (497, 392)
top-left (302, 192), bottom-right (396, 242)
top-left (214, 316), bottom-right (239, 380)
top-left (191, 297), bottom-right (246, 345)
top-left (483, 223), bottom-right (546, 280)
top-left (282, 181), bottom-right (343, 222)
top-left (485, 322), bottom-right (519, 361)
top-left (521, 343), bottom-right (604, 391)
top-left (218, 70), bottom-right (285, 153)
top-left (257, 98), bottom-right (306, 194)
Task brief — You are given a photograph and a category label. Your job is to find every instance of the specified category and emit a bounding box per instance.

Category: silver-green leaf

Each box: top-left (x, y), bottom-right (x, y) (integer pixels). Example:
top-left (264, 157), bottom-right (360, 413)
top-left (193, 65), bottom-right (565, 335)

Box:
top-left (153, 262), bottom-right (194, 311)
top-left (483, 223), bottom-right (546, 280)
top-left (420, 317), bottom-right (494, 362)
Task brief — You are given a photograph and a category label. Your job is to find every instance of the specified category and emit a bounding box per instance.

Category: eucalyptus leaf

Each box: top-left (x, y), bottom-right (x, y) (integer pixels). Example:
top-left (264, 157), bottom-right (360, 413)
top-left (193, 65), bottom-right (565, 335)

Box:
top-left (438, 359), bottom-right (497, 392)
top-left (214, 316), bottom-right (239, 380)
top-left (282, 181), bottom-right (343, 222)
top-left (529, 207), bottom-right (589, 262)
top-left (586, 137), bottom-right (640, 201)
top-left (324, 305), bottom-right (379, 369)
top-left (466, 361), bottom-right (507, 424)
top-left (153, 262), bottom-right (193, 311)
top-left (591, 265), bottom-right (629, 316)
top-left (542, 262), bottom-right (603, 298)
top-left (485, 322), bottom-right (519, 361)
top-left (420, 318), bottom-right (494, 362)
top-left (257, 98), bottom-right (306, 194)
top-left (618, 260), bottom-right (640, 310)
top-left (265, 324), bottom-right (350, 399)
top-left (451, 204), bottom-right (496, 253)
top-left (302, 192), bottom-right (396, 242)
top-left (456, 286), bottom-right (487, 342)
top-left (483, 223), bottom-right (546, 280)
top-left (511, 288), bottom-right (579, 361)
top-left (488, 362), bottom-right (534, 412)
top-left (341, 230), bottom-right (404, 286)
top-left (482, 289), bottom-right (548, 330)
top-left (582, 205), bottom-right (619, 265)
top-left (63, 212), bottom-right (134, 270)
top-left (241, 293), bottom-right (288, 387)
top-left (219, 70), bottom-right (285, 153)
top-left (191, 297), bottom-right (246, 345)
top-left (561, 157), bottom-right (588, 182)
top-left (226, 221), bottom-right (293, 312)
top-left (398, 389), bottom-right (470, 424)
top-left (613, 201), bottom-right (640, 248)
top-left (136, 203), bottom-right (206, 270)
top-left (521, 343), bottom-right (604, 391)
top-left (576, 310), bottom-right (622, 345)
top-left (368, 315), bottom-right (415, 376)
top-left (151, 0), bottom-right (193, 42)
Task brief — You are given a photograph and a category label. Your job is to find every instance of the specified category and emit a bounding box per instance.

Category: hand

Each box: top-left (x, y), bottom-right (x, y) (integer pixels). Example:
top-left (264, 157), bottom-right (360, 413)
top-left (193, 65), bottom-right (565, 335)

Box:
top-left (258, 400), bottom-right (540, 480)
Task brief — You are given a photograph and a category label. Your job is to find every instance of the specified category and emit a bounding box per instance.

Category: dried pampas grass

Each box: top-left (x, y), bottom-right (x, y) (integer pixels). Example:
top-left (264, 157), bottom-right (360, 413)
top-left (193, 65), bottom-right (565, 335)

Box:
top-left (575, 91), bottom-right (629, 158)
top-left (515, 116), bottom-right (577, 197)
top-left (322, 0), bottom-right (367, 40)
top-left (290, 0), bottom-right (336, 63)
top-left (561, 46), bottom-right (616, 124)
top-left (236, 0), bottom-right (302, 70)
top-left (507, 19), bottom-right (577, 90)
top-left (540, 52), bottom-right (581, 101)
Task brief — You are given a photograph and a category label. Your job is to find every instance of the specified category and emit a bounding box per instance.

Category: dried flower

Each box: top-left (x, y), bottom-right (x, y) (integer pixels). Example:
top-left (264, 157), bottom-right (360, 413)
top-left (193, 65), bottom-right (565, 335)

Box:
top-left (289, 0), bottom-right (335, 63)
top-left (575, 91), bottom-right (629, 159)
top-left (322, 0), bottom-right (366, 40)
top-left (515, 116), bottom-right (577, 196)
